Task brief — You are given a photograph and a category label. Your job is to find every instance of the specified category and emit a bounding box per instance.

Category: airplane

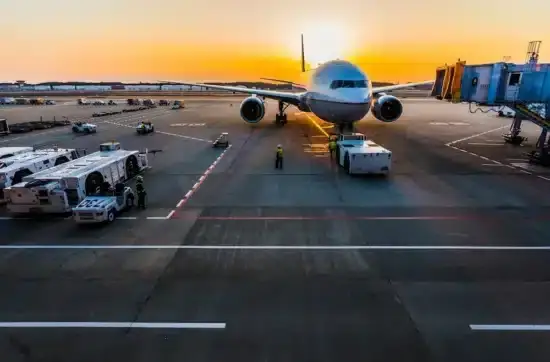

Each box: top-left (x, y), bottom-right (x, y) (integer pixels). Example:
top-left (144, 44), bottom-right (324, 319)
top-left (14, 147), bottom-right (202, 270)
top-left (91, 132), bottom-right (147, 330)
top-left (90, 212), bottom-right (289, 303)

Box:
top-left (162, 35), bottom-right (433, 133)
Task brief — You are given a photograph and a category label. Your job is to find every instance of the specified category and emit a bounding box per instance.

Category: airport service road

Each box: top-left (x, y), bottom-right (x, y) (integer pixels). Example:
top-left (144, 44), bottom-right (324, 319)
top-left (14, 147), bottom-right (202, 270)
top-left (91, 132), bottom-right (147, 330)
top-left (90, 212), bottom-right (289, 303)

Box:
top-left (1, 98), bottom-right (550, 361)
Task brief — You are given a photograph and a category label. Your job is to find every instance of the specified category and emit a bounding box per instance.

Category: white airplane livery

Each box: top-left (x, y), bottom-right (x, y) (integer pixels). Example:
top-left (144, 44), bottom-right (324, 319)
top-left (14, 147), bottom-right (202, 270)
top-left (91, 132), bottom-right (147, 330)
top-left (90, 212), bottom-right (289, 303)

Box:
top-left (167, 35), bottom-right (433, 133)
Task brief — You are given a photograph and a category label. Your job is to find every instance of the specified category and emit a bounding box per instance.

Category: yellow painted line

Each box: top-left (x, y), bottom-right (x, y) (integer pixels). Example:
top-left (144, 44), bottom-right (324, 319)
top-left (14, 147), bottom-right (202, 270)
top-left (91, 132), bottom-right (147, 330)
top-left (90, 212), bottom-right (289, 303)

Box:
top-left (305, 114), bottom-right (330, 138)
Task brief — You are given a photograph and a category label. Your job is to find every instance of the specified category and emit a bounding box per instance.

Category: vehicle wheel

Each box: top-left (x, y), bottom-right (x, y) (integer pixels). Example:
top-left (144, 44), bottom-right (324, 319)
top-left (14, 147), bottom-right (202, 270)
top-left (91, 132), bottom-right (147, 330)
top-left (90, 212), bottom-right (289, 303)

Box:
top-left (344, 153), bottom-right (350, 172)
top-left (107, 210), bottom-right (115, 223)
top-left (126, 196), bottom-right (134, 209)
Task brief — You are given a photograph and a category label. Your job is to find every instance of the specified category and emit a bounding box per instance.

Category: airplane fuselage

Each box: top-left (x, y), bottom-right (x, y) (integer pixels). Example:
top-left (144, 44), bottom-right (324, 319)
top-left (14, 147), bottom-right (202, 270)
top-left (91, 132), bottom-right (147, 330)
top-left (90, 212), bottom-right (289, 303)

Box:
top-left (300, 60), bottom-right (373, 125)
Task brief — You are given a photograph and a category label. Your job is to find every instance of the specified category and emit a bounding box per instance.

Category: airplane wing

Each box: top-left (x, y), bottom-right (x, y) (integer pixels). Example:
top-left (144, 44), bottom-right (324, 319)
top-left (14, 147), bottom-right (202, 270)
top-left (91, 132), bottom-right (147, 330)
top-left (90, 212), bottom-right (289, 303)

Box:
top-left (260, 78), bottom-right (307, 89)
top-left (372, 80), bottom-right (434, 95)
top-left (159, 81), bottom-right (303, 106)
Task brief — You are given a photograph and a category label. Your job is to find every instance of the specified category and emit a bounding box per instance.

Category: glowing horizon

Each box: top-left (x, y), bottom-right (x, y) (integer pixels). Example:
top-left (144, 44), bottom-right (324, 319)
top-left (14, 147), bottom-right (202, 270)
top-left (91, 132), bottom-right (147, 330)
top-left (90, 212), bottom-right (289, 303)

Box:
top-left (2, 0), bottom-right (549, 83)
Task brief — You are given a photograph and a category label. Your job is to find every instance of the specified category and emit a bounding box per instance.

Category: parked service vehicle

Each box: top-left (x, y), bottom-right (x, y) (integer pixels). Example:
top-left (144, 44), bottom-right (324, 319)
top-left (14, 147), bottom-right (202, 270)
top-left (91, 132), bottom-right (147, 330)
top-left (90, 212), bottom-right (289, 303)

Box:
top-left (29, 98), bottom-right (45, 105)
top-left (0, 119), bottom-right (8, 136)
top-left (8, 123), bottom-right (34, 133)
top-left (108, 100), bottom-right (117, 106)
top-left (172, 100), bottom-right (185, 109)
top-left (93, 100), bottom-right (106, 106)
top-left (77, 98), bottom-right (90, 105)
top-left (6, 142), bottom-right (149, 214)
top-left (45, 100), bottom-right (56, 105)
top-left (0, 97), bottom-right (16, 105)
top-left (72, 184), bottom-right (135, 224)
top-left (334, 133), bottom-right (392, 176)
top-left (143, 99), bottom-right (155, 106)
top-left (159, 100), bottom-right (170, 106)
top-left (72, 121), bottom-right (97, 134)
top-left (15, 98), bottom-right (29, 105)
top-left (0, 147), bottom-right (79, 203)
top-left (136, 121), bottom-right (154, 134)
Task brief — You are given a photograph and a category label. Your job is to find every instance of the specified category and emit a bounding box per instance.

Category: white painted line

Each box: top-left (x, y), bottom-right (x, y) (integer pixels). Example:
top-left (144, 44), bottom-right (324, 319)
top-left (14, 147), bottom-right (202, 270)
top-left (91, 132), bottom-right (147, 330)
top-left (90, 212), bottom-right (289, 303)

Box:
top-left (538, 176), bottom-right (550, 181)
top-left (146, 216), bottom-right (168, 220)
top-left (446, 125), bottom-right (509, 146)
top-left (4, 245), bottom-right (550, 250)
top-left (478, 156), bottom-right (490, 161)
top-left (166, 210), bottom-right (176, 219)
top-left (467, 142), bottom-right (503, 146)
top-left (507, 158), bottom-right (529, 162)
top-left (470, 325), bottom-right (550, 331)
top-left (482, 164), bottom-right (506, 167)
top-left (0, 322), bottom-right (225, 329)
top-left (173, 145), bottom-right (232, 210)
top-left (117, 217), bottom-right (138, 220)
top-left (0, 217), bottom-right (30, 220)
top-left (519, 170), bottom-right (532, 174)
top-left (505, 165), bottom-right (516, 169)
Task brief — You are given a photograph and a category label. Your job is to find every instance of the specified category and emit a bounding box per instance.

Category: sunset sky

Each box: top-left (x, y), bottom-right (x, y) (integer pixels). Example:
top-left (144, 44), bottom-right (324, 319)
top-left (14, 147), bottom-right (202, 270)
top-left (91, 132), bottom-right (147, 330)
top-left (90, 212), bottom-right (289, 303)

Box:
top-left (2, 0), bottom-right (549, 83)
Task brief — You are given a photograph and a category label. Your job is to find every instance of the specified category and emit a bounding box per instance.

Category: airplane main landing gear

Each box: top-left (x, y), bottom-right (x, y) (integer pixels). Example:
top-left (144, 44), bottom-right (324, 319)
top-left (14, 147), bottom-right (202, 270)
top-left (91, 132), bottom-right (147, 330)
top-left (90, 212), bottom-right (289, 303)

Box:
top-left (275, 101), bottom-right (289, 126)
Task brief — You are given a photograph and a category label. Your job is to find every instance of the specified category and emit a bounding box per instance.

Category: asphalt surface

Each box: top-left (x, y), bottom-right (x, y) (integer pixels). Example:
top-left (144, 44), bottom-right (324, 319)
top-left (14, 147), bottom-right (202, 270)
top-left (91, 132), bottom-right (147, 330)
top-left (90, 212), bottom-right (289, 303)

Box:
top-left (1, 97), bottom-right (550, 362)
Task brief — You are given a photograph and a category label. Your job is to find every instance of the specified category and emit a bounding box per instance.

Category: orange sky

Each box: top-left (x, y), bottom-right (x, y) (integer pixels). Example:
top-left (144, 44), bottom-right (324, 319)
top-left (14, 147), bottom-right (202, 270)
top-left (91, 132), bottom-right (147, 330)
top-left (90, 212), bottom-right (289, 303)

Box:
top-left (2, 0), bottom-right (549, 83)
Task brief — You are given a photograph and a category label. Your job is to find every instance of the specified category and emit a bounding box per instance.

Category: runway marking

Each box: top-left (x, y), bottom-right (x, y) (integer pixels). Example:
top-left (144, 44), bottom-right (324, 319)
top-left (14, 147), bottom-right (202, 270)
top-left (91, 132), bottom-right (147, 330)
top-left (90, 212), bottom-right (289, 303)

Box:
top-left (482, 164), bottom-right (506, 167)
top-left (146, 216), bottom-right (169, 220)
top-left (538, 176), bottom-right (550, 181)
top-left (470, 325), bottom-right (550, 331)
top-left (304, 114), bottom-right (330, 138)
top-left (117, 216), bottom-right (137, 220)
top-left (104, 121), bottom-right (211, 142)
top-left (467, 142), bottom-right (503, 146)
top-left (445, 125), bottom-right (509, 146)
top-left (519, 170), bottom-right (532, 174)
top-left (0, 322), bottom-right (225, 329)
top-left (170, 145), bottom-right (232, 216)
top-left (4, 245), bottom-right (550, 251)
top-left (170, 123), bottom-right (206, 127)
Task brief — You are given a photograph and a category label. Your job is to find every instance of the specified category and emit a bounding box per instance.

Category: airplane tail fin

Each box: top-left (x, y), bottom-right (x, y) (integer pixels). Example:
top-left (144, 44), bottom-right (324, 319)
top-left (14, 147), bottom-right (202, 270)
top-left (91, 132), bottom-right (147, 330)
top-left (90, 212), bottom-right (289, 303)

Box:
top-left (301, 34), bottom-right (306, 73)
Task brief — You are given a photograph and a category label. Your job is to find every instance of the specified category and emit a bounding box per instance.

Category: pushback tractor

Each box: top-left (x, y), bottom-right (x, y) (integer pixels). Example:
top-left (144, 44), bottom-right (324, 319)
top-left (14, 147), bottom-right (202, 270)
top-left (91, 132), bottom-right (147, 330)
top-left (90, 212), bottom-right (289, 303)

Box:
top-left (6, 142), bottom-right (149, 214)
top-left (334, 133), bottom-right (392, 175)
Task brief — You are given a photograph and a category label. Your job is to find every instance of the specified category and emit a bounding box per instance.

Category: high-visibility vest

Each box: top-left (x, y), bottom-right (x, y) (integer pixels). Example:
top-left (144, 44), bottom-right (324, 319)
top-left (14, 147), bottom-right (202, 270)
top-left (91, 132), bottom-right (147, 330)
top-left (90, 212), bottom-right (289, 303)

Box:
top-left (277, 148), bottom-right (283, 157)
top-left (329, 141), bottom-right (337, 150)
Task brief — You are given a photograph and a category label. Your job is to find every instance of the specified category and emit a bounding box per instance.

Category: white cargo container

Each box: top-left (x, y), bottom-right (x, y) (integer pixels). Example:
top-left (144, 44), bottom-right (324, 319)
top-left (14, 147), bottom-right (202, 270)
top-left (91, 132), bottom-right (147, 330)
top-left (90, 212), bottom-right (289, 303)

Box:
top-left (6, 142), bottom-right (149, 214)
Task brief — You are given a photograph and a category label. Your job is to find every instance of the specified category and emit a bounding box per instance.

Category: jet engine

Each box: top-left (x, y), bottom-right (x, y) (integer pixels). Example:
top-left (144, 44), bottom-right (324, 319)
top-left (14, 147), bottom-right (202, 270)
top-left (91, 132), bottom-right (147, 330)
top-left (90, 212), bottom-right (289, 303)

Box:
top-left (240, 96), bottom-right (265, 124)
top-left (371, 95), bottom-right (403, 123)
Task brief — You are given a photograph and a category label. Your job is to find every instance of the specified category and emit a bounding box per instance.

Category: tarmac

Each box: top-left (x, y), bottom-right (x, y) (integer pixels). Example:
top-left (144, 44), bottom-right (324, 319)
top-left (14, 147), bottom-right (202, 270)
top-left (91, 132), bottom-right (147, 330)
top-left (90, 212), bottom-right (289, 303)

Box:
top-left (1, 96), bottom-right (550, 362)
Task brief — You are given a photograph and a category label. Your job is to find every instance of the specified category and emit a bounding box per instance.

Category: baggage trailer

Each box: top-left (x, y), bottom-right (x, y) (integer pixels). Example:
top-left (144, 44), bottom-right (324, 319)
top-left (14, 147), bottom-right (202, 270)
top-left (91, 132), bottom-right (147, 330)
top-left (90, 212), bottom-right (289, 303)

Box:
top-left (0, 147), bottom-right (80, 203)
top-left (6, 142), bottom-right (149, 214)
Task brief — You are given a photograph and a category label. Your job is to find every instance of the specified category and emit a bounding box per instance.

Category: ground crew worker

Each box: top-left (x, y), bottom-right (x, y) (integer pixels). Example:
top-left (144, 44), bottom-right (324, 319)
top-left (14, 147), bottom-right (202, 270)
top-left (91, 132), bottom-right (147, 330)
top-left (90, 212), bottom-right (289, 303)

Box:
top-left (328, 137), bottom-right (337, 159)
top-left (275, 144), bottom-right (284, 169)
top-left (135, 176), bottom-right (147, 209)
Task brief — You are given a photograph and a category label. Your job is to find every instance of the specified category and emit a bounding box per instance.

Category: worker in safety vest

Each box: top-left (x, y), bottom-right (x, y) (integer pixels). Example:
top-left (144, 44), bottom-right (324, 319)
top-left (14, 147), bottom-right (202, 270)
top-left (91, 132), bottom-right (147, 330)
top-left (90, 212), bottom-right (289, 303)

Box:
top-left (328, 138), bottom-right (337, 159)
top-left (275, 144), bottom-right (284, 169)
top-left (135, 175), bottom-right (147, 209)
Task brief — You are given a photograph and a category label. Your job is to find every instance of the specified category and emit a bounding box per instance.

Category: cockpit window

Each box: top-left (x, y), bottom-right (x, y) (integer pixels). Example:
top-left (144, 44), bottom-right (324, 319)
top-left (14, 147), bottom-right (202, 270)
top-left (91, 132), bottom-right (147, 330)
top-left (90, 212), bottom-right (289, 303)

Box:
top-left (330, 80), bottom-right (367, 89)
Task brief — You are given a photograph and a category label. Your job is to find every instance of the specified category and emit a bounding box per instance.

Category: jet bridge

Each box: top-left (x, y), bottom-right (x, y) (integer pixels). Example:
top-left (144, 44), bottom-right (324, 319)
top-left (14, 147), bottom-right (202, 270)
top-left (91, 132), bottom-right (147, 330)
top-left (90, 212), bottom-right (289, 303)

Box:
top-left (431, 58), bottom-right (550, 165)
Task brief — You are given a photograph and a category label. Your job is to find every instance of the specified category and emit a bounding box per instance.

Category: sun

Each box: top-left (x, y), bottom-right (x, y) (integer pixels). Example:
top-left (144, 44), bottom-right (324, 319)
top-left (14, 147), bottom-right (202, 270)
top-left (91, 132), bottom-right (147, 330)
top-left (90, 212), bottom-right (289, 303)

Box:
top-left (301, 23), bottom-right (351, 68)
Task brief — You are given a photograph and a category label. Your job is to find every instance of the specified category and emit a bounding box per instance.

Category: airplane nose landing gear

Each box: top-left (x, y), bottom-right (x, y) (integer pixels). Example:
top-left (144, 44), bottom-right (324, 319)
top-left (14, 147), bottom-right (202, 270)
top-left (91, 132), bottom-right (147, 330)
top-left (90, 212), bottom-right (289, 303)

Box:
top-left (337, 123), bottom-right (355, 134)
top-left (275, 101), bottom-right (289, 126)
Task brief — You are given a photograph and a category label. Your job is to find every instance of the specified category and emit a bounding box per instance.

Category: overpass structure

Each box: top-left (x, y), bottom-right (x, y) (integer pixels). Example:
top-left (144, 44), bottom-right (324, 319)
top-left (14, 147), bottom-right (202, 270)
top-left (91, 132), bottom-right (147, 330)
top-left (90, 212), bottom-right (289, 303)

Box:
top-left (431, 41), bottom-right (550, 165)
